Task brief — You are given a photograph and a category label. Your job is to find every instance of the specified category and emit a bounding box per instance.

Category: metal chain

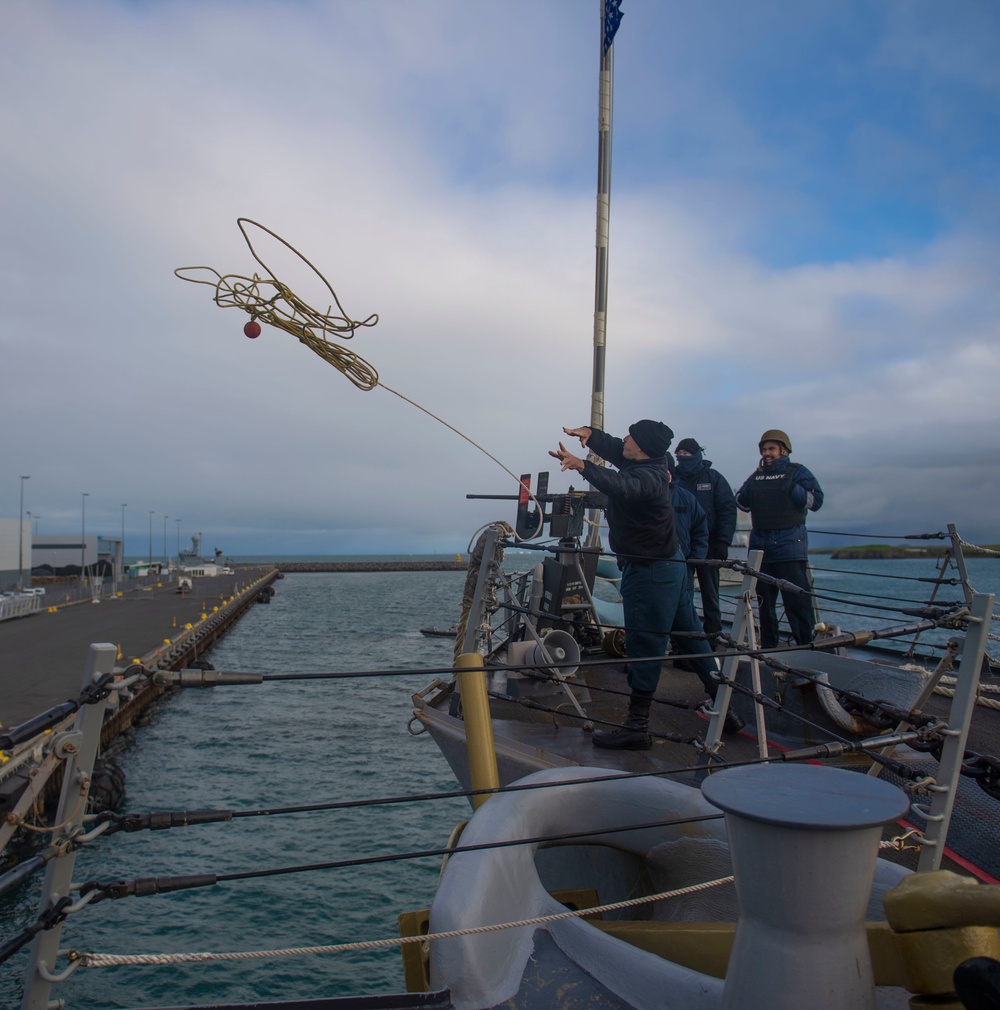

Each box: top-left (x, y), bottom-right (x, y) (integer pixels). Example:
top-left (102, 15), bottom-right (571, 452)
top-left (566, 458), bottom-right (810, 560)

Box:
top-left (963, 754), bottom-right (1000, 800)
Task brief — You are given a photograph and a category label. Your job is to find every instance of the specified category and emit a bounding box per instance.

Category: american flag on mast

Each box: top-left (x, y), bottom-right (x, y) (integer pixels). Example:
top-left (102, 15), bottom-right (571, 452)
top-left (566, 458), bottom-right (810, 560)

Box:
top-left (603, 0), bottom-right (624, 54)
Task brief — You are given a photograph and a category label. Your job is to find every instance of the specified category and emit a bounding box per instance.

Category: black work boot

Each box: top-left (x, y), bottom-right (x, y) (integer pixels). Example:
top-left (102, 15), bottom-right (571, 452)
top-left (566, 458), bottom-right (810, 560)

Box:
top-left (593, 691), bottom-right (654, 750)
top-left (723, 709), bottom-right (746, 735)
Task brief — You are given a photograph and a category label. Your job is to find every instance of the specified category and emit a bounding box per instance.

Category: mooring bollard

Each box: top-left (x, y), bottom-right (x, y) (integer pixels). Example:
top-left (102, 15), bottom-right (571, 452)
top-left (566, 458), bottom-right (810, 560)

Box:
top-left (702, 763), bottom-right (909, 1010)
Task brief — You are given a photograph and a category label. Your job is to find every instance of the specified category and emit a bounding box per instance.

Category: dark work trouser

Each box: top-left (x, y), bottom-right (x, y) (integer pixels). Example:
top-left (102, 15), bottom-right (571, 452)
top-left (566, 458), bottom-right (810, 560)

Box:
top-left (756, 559), bottom-right (816, 649)
top-left (620, 553), bottom-right (685, 695)
top-left (693, 562), bottom-right (722, 635)
top-left (670, 573), bottom-right (720, 697)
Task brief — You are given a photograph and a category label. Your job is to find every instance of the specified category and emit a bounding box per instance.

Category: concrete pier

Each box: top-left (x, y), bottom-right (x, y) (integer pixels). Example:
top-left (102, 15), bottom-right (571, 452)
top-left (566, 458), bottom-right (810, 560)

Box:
top-left (0, 569), bottom-right (274, 729)
top-left (0, 562), bottom-right (460, 833)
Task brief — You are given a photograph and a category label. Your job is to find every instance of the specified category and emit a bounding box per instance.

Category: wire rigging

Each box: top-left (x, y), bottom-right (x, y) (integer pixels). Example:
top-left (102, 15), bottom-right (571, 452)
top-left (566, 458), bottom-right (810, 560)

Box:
top-left (810, 529), bottom-right (947, 540)
top-left (809, 564), bottom-right (961, 584)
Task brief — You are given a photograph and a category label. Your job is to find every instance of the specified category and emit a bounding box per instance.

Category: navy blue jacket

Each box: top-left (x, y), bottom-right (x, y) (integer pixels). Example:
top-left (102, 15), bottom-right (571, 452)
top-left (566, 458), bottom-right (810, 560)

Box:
top-left (673, 457), bottom-right (737, 549)
top-left (581, 429), bottom-right (678, 561)
top-left (671, 485), bottom-right (708, 561)
top-left (736, 457), bottom-right (823, 563)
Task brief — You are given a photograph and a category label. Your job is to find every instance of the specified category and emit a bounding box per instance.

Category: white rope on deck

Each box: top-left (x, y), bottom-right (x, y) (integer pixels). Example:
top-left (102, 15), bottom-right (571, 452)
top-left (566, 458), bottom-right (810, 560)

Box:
top-left (933, 684), bottom-right (1000, 712)
top-left (77, 875), bottom-right (735, 968)
top-left (956, 536), bottom-right (1000, 559)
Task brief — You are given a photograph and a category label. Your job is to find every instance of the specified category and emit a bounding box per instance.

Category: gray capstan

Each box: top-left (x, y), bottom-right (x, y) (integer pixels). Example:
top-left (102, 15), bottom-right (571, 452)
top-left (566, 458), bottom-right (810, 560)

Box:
top-left (702, 763), bottom-right (909, 1010)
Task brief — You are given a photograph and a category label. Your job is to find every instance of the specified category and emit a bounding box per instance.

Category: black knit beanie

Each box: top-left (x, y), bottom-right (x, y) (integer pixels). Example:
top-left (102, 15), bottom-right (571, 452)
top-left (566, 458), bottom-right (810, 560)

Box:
top-left (676, 437), bottom-right (704, 455)
top-left (628, 419), bottom-right (673, 458)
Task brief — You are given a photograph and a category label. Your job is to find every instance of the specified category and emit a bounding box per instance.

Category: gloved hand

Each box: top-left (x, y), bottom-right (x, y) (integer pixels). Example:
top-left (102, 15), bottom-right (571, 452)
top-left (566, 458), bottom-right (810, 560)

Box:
top-left (709, 541), bottom-right (729, 561)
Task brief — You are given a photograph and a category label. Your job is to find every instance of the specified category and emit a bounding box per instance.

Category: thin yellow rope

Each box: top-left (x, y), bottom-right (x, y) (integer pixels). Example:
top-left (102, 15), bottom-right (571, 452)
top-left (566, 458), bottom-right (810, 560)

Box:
top-left (175, 218), bottom-right (380, 390)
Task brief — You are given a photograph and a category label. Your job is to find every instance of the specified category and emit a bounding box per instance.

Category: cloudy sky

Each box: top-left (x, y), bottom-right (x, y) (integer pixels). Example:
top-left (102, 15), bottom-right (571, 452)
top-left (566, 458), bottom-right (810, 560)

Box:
top-left (2, 0), bottom-right (998, 556)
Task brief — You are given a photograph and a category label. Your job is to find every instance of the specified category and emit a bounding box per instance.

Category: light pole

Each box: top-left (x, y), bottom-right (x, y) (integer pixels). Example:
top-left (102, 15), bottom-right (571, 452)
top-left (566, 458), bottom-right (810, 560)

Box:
top-left (176, 517), bottom-right (181, 555)
top-left (163, 515), bottom-right (169, 569)
top-left (18, 475), bottom-right (30, 589)
top-left (121, 503), bottom-right (127, 584)
top-left (81, 492), bottom-right (90, 581)
top-left (149, 511), bottom-right (154, 566)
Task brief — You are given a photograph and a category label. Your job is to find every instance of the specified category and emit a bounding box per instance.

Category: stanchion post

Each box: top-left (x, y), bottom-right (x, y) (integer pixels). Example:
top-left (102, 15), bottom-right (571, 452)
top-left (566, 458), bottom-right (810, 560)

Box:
top-left (704, 549), bottom-right (762, 753)
top-left (916, 591), bottom-right (994, 871)
top-left (22, 643), bottom-right (116, 1010)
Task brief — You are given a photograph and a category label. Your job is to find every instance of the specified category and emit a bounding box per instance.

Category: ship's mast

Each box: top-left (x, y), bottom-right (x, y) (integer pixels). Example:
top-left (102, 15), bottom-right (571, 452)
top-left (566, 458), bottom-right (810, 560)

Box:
top-left (586, 1), bottom-right (622, 548)
top-left (590, 0), bottom-right (622, 434)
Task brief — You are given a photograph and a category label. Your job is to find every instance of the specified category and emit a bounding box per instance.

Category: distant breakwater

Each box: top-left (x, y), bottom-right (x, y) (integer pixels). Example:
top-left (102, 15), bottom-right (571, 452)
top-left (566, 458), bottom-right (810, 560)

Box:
top-left (242, 560), bottom-right (468, 573)
top-left (819, 546), bottom-right (1000, 560)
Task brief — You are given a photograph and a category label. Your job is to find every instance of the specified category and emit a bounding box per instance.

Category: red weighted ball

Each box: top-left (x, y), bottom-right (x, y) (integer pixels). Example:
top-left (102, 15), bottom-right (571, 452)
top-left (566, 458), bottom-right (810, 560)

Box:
top-left (244, 321), bottom-right (261, 339)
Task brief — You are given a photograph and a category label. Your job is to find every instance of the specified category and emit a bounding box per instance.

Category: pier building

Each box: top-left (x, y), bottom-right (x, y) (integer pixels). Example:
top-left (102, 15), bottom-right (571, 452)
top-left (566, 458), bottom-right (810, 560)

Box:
top-left (0, 516), bottom-right (31, 590)
top-left (30, 534), bottom-right (123, 578)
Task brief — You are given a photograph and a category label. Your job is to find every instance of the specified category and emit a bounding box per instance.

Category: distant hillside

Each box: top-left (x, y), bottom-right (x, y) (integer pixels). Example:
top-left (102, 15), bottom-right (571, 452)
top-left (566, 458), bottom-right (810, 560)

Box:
top-left (810, 544), bottom-right (1000, 560)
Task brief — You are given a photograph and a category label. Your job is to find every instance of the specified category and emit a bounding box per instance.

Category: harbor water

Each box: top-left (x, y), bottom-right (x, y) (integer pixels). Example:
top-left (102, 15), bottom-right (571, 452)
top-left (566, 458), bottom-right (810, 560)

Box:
top-left (2, 554), bottom-right (998, 1008)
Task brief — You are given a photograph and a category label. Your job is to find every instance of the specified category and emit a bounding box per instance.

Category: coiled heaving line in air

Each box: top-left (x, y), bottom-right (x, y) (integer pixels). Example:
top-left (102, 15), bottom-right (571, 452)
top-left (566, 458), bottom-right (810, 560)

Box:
top-left (174, 218), bottom-right (543, 530)
top-left (174, 218), bottom-right (380, 390)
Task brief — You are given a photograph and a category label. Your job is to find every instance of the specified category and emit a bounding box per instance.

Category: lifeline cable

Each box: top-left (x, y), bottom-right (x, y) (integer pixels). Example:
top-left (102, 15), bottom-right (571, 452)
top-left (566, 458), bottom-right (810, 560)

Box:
top-left (70, 812), bottom-right (727, 906)
top-left (502, 539), bottom-right (960, 620)
top-left (0, 730), bottom-right (959, 965)
top-left (73, 875), bottom-right (739, 970)
top-left (29, 730), bottom-right (941, 916)
top-left (95, 710), bottom-right (997, 840)
top-left (0, 742), bottom-right (845, 906)
top-left (175, 219), bottom-right (548, 538)
top-left (152, 610), bottom-right (961, 684)
top-left (62, 830), bottom-right (931, 971)
top-left (60, 724), bottom-right (956, 917)
top-left (496, 538), bottom-right (961, 620)
top-left (487, 675), bottom-right (941, 782)
top-left (810, 529), bottom-right (947, 540)
top-left (809, 564), bottom-right (962, 585)
top-left (807, 584), bottom-right (964, 607)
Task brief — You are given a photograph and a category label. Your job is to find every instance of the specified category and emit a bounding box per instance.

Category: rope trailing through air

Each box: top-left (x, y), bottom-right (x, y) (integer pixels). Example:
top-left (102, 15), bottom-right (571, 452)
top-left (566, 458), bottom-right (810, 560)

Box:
top-left (174, 219), bottom-right (545, 532)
